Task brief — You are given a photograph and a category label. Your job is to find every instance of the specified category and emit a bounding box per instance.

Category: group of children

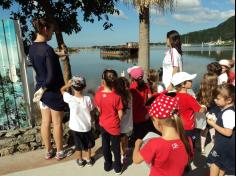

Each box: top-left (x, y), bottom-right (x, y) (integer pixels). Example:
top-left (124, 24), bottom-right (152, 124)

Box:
top-left (58, 59), bottom-right (235, 176)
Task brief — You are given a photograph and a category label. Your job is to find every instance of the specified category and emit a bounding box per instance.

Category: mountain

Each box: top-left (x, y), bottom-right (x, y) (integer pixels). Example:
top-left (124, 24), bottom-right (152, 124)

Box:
top-left (181, 16), bottom-right (235, 44)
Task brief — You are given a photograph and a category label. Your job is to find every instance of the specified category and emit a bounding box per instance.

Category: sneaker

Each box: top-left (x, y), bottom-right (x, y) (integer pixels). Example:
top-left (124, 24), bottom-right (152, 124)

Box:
top-left (115, 165), bottom-right (123, 175)
top-left (86, 158), bottom-right (94, 167)
top-left (45, 149), bottom-right (55, 160)
top-left (104, 162), bottom-right (112, 172)
top-left (66, 148), bottom-right (75, 157)
top-left (76, 159), bottom-right (86, 168)
top-left (115, 171), bottom-right (122, 175)
top-left (55, 151), bottom-right (66, 160)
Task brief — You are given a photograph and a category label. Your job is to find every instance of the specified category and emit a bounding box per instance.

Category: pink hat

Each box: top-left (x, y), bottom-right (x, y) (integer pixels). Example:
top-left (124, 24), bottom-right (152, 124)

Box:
top-left (129, 67), bottom-right (144, 80)
top-left (149, 93), bottom-right (179, 119)
top-left (127, 66), bottom-right (141, 74)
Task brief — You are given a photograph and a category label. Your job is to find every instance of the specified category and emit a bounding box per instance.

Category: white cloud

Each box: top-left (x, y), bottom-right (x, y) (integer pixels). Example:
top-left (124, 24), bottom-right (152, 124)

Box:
top-left (112, 10), bottom-right (128, 20)
top-left (173, 8), bottom-right (235, 23)
top-left (169, 0), bottom-right (235, 24)
top-left (174, 0), bottom-right (201, 9)
top-left (173, 0), bottom-right (202, 13)
top-left (151, 17), bottom-right (169, 26)
top-left (150, 0), bottom-right (202, 15)
top-left (148, 0), bottom-right (234, 25)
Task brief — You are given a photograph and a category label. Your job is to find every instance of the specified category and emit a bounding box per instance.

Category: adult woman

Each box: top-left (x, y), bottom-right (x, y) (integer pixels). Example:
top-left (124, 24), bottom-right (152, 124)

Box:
top-left (29, 18), bottom-right (66, 160)
top-left (162, 30), bottom-right (183, 90)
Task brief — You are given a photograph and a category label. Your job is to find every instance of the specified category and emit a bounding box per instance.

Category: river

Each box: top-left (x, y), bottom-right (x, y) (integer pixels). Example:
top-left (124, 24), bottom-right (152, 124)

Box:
top-left (27, 45), bottom-right (234, 95)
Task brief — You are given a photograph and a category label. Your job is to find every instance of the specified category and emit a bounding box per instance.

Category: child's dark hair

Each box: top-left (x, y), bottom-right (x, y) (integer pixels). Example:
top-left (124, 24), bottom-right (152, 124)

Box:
top-left (174, 81), bottom-right (189, 91)
top-left (102, 69), bottom-right (118, 89)
top-left (147, 69), bottom-right (158, 93)
top-left (114, 77), bottom-right (130, 113)
top-left (135, 78), bottom-right (146, 90)
top-left (158, 67), bottom-right (163, 82)
top-left (216, 83), bottom-right (235, 104)
top-left (167, 30), bottom-right (183, 55)
top-left (72, 83), bottom-right (86, 92)
top-left (32, 18), bottom-right (54, 34)
top-left (207, 62), bottom-right (222, 76)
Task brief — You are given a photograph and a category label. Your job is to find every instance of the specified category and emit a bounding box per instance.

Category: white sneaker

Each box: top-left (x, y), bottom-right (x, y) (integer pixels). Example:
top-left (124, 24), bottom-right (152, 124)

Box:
top-left (55, 150), bottom-right (66, 160)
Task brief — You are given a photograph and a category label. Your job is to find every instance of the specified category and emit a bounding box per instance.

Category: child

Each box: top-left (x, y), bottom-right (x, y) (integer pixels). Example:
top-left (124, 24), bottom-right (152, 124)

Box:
top-left (133, 92), bottom-right (193, 176)
top-left (128, 66), bottom-right (154, 141)
top-left (60, 76), bottom-right (95, 167)
top-left (196, 73), bottom-right (221, 153)
top-left (147, 69), bottom-right (166, 94)
top-left (171, 72), bottom-right (206, 146)
top-left (218, 59), bottom-right (231, 85)
top-left (207, 84), bottom-right (235, 176)
top-left (114, 77), bottom-right (133, 164)
top-left (94, 69), bottom-right (123, 174)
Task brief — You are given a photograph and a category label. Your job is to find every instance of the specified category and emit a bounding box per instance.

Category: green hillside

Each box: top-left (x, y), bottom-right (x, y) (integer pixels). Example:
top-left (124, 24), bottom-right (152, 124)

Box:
top-left (181, 16), bottom-right (235, 44)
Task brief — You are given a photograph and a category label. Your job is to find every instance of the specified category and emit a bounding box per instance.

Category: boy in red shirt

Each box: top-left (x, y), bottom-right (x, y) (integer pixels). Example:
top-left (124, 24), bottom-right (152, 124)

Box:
top-left (133, 92), bottom-right (193, 176)
top-left (171, 72), bottom-right (206, 146)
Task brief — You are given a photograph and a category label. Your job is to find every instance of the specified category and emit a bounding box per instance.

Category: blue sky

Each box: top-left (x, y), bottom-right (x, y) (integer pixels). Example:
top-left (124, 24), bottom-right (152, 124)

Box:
top-left (0, 0), bottom-right (235, 47)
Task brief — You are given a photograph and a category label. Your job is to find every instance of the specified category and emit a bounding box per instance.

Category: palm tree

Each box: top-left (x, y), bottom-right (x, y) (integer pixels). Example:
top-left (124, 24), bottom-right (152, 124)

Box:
top-left (124, 0), bottom-right (174, 80)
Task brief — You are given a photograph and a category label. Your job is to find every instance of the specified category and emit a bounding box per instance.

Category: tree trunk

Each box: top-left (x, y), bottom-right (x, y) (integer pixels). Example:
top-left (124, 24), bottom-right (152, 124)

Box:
top-left (55, 32), bottom-right (72, 83)
top-left (138, 5), bottom-right (150, 81)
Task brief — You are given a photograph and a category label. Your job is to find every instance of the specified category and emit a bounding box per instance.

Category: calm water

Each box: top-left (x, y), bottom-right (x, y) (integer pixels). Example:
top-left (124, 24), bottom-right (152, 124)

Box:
top-left (27, 46), bottom-right (234, 94)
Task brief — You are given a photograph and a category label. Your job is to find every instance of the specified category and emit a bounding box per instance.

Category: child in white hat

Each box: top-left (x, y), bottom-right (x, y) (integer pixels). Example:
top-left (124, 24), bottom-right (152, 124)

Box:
top-left (171, 72), bottom-right (207, 147)
top-left (218, 59), bottom-right (231, 85)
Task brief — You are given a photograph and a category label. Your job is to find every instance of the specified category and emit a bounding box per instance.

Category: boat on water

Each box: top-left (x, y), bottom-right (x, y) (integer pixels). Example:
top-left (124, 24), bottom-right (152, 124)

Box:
top-left (100, 42), bottom-right (138, 57)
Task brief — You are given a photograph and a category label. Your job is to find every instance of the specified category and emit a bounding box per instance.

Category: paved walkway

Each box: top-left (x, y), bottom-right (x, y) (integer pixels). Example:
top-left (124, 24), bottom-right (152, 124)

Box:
top-left (0, 137), bottom-right (212, 176)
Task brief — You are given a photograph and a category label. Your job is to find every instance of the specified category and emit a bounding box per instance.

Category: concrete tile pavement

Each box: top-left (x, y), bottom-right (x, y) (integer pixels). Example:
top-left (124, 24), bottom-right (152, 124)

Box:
top-left (3, 156), bottom-right (150, 176)
top-left (0, 137), bottom-right (214, 176)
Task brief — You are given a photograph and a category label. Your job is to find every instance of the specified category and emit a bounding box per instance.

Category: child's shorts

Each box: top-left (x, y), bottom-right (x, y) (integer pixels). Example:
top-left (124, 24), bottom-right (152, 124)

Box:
top-left (71, 130), bottom-right (95, 151)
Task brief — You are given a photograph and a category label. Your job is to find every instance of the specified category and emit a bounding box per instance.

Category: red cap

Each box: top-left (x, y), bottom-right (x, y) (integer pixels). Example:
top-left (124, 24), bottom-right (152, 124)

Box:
top-left (149, 93), bottom-right (179, 119)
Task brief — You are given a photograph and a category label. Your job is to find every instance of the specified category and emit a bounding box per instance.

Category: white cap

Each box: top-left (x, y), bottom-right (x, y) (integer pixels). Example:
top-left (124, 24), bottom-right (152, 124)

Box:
top-left (127, 66), bottom-right (141, 74)
top-left (171, 72), bottom-right (197, 86)
top-left (219, 59), bottom-right (231, 68)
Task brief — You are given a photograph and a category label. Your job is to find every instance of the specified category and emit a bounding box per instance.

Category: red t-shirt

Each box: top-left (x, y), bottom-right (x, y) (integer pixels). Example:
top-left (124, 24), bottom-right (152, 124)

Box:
top-left (94, 91), bottom-right (123, 135)
top-left (130, 82), bottom-right (152, 123)
top-left (176, 93), bottom-right (201, 130)
top-left (140, 138), bottom-right (189, 176)
top-left (228, 71), bottom-right (235, 85)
